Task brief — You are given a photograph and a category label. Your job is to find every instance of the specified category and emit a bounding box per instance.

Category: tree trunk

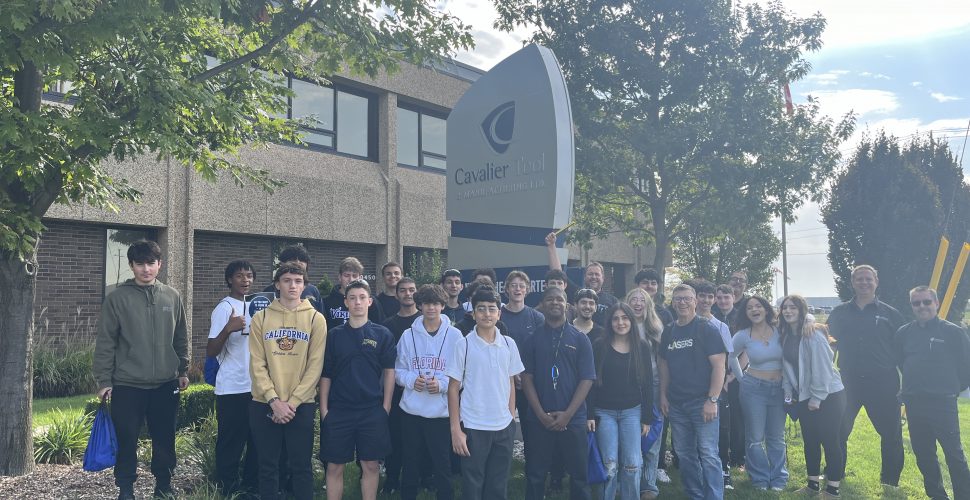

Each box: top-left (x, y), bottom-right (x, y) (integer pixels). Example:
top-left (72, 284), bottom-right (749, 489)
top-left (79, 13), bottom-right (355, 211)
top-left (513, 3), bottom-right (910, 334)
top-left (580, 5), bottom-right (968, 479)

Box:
top-left (0, 253), bottom-right (36, 476)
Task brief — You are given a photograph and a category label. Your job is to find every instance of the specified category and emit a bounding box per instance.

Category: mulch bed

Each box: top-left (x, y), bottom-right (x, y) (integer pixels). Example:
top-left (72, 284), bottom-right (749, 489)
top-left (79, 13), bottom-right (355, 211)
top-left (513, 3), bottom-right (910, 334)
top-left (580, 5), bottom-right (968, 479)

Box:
top-left (0, 464), bottom-right (202, 499)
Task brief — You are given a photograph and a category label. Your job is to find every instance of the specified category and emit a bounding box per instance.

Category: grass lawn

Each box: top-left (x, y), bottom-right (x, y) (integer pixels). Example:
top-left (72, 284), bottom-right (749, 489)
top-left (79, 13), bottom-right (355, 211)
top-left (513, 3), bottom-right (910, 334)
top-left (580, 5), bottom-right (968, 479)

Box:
top-left (32, 394), bottom-right (93, 428)
top-left (32, 395), bottom-right (970, 498)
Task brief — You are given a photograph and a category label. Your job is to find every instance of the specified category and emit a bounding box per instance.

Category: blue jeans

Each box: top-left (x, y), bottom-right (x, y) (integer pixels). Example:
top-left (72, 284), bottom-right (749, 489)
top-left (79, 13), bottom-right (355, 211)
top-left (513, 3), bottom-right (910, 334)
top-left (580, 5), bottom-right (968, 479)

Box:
top-left (641, 385), bottom-right (662, 495)
top-left (595, 406), bottom-right (642, 500)
top-left (669, 397), bottom-right (723, 500)
top-left (739, 375), bottom-right (788, 489)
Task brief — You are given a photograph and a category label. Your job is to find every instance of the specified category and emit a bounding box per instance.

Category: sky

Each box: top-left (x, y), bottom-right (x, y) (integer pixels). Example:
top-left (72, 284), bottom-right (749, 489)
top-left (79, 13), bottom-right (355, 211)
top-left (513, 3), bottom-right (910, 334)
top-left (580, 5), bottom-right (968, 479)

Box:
top-left (443, 0), bottom-right (970, 298)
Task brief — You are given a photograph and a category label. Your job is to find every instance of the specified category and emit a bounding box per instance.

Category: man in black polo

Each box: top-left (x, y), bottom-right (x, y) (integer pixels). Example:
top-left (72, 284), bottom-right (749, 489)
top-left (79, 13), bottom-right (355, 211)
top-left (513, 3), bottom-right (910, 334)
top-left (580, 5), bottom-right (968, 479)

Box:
top-left (895, 285), bottom-right (970, 500)
top-left (828, 264), bottom-right (905, 488)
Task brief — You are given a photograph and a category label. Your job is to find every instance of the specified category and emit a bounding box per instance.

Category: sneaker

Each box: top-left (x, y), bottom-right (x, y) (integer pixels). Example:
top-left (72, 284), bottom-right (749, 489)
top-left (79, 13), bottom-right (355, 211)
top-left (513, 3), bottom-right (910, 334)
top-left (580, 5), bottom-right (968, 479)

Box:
top-left (640, 492), bottom-right (659, 500)
top-left (657, 469), bottom-right (671, 483)
top-left (823, 485), bottom-right (841, 498)
top-left (723, 474), bottom-right (734, 490)
top-left (771, 486), bottom-right (785, 491)
top-left (153, 477), bottom-right (174, 499)
top-left (796, 479), bottom-right (821, 495)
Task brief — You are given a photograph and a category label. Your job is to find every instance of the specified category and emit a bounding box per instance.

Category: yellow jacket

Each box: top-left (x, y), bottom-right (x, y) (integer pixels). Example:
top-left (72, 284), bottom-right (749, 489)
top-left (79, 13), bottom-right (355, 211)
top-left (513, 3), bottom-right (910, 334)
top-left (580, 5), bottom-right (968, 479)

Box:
top-left (249, 299), bottom-right (327, 406)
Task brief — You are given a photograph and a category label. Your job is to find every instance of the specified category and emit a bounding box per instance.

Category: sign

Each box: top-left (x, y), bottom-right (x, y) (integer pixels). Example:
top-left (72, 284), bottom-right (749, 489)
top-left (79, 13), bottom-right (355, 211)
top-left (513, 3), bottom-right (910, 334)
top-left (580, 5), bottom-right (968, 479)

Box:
top-left (446, 44), bottom-right (575, 270)
top-left (244, 292), bottom-right (276, 334)
top-left (459, 266), bottom-right (585, 307)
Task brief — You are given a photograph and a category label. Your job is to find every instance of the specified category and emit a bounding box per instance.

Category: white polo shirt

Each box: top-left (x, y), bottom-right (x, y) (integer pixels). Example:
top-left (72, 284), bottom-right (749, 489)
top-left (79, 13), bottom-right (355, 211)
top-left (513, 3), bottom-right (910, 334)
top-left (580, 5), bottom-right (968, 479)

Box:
top-left (208, 297), bottom-right (252, 395)
top-left (445, 328), bottom-right (524, 431)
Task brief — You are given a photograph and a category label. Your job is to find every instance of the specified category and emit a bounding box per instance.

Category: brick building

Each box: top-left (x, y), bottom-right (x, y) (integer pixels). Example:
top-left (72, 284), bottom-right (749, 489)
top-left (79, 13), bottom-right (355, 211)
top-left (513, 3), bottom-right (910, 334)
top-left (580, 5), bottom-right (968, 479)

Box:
top-left (37, 59), bottom-right (657, 363)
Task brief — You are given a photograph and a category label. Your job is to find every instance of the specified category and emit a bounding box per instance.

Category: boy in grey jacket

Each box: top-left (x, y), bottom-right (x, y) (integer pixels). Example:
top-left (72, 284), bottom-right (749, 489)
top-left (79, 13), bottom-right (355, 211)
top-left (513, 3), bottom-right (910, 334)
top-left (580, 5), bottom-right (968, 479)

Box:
top-left (94, 240), bottom-right (189, 500)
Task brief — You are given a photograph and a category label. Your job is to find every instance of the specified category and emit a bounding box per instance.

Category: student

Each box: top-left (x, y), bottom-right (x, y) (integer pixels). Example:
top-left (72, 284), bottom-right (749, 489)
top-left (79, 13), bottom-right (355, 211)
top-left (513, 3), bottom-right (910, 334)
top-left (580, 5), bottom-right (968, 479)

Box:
top-left (896, 286), bottom-right (970, 500)
top-left (540, 268), bottom-right (578, 321)
top-left (521, 286), bottom-right (596, 500)
top-left (376, 262), bottom-right (403, 318)
top-left (396, 284), bottom-right (463, 500)
top-left (207, 260), bottom-right (259, 496)
top-left (501, 271), bottom-right (546, 454)
top-left (780, 295), bottom-right (845, 498)
top-left (658, 284), bottom-right (726, 500)
top-left (545, 231), bottom-right (618, 322)
top-left (634, 268), bottom-right (673, 326)
top-left (323, 256), bottom-right (384, 329)
top-left (731, 296), bottom-right (788, 491)
top-left (728, 271), bottom-right (749, 309)
top-left (573, 288), bottom-right (604, 345)
top-left (380, 277), bottom-right (420, 494)
top-left (461, 268), bottom-right (499, 311)
top-left (446, 287), bottom-right (524, 500)
top-left (714, 284), bottom-right (744, 470)
top-left (828, 265), bottom-right (905, 487)
top-left (587, 303), bottom-right (655, 500)
top-left (94, 240), bottom-right (189, 500)
top-left (455, 278), bottom-right (508, 336)
top-left (262, 244), bottom-right (324, 313)
top-left (688, 279), bottom-right (742, 491)
top-left (440, 269), bottom-right (465, 323)
top-left (319, 280), bottom-right (396, 500)
top-left (248, 263), bottom-right (327, 500)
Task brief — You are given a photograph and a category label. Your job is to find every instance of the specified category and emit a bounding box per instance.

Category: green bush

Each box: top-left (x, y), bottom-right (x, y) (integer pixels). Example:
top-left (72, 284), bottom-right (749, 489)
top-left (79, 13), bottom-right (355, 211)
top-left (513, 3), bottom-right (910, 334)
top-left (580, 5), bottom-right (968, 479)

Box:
top-left (33, 409), bottom-right (92, 464)
top-left (33, 337), bottom-right (96, 398)
top-left (84, 383), bottom-right (216, 431)
top-left (177, 411), bottom-right (219, 483)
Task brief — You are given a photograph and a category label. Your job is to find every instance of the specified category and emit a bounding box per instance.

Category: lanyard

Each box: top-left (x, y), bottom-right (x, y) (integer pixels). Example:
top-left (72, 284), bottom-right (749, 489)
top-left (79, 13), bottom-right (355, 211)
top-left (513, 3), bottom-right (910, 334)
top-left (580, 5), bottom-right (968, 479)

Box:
top-left (412, 327), bottom-right (448, 380)
top-left (551, 325), bottom-right (565, 391)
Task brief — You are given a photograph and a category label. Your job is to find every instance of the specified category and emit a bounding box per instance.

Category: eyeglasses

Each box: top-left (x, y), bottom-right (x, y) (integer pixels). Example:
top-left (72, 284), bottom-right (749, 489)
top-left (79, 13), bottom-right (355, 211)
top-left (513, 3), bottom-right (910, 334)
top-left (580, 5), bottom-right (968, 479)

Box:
top-left (729, 277), bottom-right (747, 284)
top-left (672, 296), bottom-right (694, 303)
top-left (507, 283), bottom-right (528, 290)
top-left (911, 299), bottom-right (934, 307)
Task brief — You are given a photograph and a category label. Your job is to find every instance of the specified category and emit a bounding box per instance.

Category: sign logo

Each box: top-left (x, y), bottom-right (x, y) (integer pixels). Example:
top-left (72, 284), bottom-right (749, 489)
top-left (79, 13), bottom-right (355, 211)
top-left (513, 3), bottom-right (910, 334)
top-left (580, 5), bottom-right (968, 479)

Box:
top-left (248, 294), bottom-right (272, 317)
top-left (481, 101), bottom-right (515, 153)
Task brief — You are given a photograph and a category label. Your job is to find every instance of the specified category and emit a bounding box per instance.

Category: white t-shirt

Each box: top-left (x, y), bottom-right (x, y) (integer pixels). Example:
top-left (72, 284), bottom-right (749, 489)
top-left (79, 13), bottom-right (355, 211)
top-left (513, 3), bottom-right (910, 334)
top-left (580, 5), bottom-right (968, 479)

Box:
top-left (208, 297), bottom-right (252, 395)
top-left (445, 328), bottom-right (524, 431)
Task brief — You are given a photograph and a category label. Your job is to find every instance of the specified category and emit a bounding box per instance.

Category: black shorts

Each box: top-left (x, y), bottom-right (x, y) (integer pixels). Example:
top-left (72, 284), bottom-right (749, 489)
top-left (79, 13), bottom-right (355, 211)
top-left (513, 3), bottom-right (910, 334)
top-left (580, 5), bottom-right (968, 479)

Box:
top-left (319, 405), bottom-right (391, 463)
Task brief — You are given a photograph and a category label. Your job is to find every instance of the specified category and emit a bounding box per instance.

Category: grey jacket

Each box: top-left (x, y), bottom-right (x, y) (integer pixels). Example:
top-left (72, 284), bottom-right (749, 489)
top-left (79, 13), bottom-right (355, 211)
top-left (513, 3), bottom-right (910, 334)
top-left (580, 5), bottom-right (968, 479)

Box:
top-left (782, 330), bottom-right (844, 407)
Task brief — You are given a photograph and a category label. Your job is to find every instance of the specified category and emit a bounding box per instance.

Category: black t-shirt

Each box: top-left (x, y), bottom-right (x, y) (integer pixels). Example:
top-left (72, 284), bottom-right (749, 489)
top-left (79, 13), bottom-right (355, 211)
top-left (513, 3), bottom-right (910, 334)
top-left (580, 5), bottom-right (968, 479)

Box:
top-left (443, 304), bottom-right (464, 324)
top-left (382, 312), bottom-right (421, 343)
top-left (659, 317), bottom-right (726, 404)
top-left (783, 333), bottom-right (801, 381)
top-left (594, 348), bottom-right (642, 410)
top-left (376, 292), bottom-right (400, 319)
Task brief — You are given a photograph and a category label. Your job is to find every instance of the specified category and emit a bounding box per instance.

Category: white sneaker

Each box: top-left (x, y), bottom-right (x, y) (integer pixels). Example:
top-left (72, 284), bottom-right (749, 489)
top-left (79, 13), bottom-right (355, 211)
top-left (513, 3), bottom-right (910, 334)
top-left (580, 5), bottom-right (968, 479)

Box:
top-left (657, 469), bottom-right (671, 483)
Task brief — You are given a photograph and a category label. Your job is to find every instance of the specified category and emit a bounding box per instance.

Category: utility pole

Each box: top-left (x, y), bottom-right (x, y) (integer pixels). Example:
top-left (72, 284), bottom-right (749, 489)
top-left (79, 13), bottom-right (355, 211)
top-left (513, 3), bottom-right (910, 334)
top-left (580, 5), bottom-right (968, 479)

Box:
top-left (781, 216), bottom-right (789, 297)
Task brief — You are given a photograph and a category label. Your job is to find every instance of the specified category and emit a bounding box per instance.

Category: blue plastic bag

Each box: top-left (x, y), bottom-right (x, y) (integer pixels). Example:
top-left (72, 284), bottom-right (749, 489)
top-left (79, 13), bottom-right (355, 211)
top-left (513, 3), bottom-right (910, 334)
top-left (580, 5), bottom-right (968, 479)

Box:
top-left (587, 431), bottom-right (608, 484)
top-left (83, 401), bottom-right (117, 472)
top-left (204, 356), bottom-right (220, 386)
top-left (641, 404), bottom-right (664, 455)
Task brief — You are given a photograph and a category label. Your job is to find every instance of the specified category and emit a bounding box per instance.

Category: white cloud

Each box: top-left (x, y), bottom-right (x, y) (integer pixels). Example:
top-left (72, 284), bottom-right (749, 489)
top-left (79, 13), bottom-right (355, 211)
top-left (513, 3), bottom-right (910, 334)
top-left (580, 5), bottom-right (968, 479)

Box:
top-left (912, 81), bottom-right (923, 87)
top-left (930, 92), bottom-right (964, 103)
top-left (747, 0), bottom-right (970, 49)
top-left (859, 71), bottom-right (891, 80)
top-left (805, 70), bottom-right (849, 86)
top-left (443, 0), bottom-right (535, 70)
top-left (804, 88), bottom-right (900, 119)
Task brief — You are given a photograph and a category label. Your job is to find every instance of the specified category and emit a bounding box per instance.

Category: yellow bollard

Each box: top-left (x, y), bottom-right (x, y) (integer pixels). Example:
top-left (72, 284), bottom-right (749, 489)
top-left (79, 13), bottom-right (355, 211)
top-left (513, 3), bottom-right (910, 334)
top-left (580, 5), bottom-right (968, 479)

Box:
top-left (939, 242), bottom-right (970, 319)
top-left (929, 236), bottom-right (949, 291)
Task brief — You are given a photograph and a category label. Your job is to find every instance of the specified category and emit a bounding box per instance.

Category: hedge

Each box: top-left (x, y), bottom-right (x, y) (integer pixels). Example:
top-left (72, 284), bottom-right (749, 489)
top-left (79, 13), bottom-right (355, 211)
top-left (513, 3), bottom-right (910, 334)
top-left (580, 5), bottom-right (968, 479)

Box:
top-left (84, 383), bottom-right (215, 430)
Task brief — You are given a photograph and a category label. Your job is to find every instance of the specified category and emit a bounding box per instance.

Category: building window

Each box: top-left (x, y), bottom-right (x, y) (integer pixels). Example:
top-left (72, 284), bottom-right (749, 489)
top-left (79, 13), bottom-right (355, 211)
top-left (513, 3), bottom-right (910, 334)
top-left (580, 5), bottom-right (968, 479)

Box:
top-left (397, 105), bottom-right (447, 170)
top-left (104, 228), bottom-right (155, 297)
top-left (289, 77), bottom-right (376, 159)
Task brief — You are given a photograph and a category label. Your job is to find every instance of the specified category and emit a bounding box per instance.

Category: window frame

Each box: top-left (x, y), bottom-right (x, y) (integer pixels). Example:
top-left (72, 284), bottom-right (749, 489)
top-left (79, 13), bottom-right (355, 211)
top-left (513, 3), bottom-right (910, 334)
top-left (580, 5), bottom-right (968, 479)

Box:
top-left (287, 76), bottom-right (378, 161)
top-left (396, 102), bottom-right (449, 172)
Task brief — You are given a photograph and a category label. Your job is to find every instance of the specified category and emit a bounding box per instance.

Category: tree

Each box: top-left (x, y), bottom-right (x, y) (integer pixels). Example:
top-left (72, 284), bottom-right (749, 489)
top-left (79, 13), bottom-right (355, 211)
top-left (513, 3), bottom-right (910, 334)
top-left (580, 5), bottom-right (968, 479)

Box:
top-left (0, 0), bottom-right (471, 475)
top-left (823, 131), bottom-right (970, 321)
top-left (494, 0), bottom-right (852, 283)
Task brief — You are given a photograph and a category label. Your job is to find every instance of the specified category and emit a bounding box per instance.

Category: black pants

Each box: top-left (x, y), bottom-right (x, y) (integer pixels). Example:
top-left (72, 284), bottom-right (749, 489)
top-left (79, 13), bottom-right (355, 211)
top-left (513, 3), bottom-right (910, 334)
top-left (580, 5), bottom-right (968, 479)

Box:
top-left (905, 395), bottom-right (970, 500)
top-left (215, 393), bottom-right (259, 494)
top-left (839, 374), bottom-right (904, 485)
top-left (462, 423), bottom-right (516, 500)
top-left (111, 381), bottom-right (179, 487)
top-left (523, 420), bottom-right (591, 500)
top-left (798, 390), bottom-right (846, 481)
top-left (728, 379), bottom-right (745, 466)
top-left (249, 401), bottom-right (315, 500)
top-left (385, 388), bottom-right (405, 488)
top-left (718, 395), bottom-right (731, 473)
top-left (400, 412), bottom-right (453, 500)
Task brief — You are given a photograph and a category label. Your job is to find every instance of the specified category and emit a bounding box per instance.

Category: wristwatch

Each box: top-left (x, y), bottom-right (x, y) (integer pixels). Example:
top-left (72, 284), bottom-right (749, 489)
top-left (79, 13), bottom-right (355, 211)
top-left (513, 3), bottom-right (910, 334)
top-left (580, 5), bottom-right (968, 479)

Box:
top-left (707, 396), bottom-right (718, 404)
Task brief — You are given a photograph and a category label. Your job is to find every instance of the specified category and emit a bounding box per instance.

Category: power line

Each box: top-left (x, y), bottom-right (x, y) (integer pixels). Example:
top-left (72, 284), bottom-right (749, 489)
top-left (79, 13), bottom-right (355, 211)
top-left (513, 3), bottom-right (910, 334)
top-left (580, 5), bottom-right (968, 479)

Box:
top-left (785, 226), bottom-right (826, 234)
top-left (787, 252), bottom-right (828, 256)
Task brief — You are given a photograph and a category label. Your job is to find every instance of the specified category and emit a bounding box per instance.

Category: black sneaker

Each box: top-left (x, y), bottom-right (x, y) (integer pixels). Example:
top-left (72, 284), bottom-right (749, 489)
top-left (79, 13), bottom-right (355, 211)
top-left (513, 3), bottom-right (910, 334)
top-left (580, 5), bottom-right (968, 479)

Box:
top-left (118, 484), bottom-right (135, 500)
top-left (153, 477), bottom-right (174, 499)
top-left (723, 474), bottom-right (734, 490)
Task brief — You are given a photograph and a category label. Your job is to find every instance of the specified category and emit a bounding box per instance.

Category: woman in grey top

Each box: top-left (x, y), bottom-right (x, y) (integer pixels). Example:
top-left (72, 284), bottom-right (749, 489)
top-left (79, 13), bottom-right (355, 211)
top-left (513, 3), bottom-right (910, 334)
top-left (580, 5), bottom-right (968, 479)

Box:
top-left (731, 296), bottom-right (789, 490)
top-left (780, 295), bottom-right (845, 498)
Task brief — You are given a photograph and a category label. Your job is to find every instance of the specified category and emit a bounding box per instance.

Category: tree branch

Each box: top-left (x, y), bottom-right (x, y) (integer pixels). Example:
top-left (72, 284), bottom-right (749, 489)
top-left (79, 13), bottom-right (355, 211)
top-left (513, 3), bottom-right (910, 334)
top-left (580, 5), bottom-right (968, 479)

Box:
top-left (190, 0), bottom-right (323, 83)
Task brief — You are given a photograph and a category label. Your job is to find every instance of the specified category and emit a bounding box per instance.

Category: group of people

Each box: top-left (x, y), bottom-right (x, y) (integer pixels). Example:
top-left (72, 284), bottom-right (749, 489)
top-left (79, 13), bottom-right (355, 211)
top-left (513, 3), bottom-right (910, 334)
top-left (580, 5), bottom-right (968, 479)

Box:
top-left (92, 238), bottom-right (970, 500)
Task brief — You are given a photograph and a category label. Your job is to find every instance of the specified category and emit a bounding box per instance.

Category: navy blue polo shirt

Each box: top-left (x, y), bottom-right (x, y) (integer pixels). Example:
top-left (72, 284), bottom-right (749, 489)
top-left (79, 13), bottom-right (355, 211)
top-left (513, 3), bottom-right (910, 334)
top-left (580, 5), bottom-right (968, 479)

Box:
top-left (322, 321), bottom-right (396, 410)
top-left (522, 322), bottom-right (596, 426)
top-left (500, 305), bottom-right (545, 351)
top-left (659, 316), bottom-right (725, 404)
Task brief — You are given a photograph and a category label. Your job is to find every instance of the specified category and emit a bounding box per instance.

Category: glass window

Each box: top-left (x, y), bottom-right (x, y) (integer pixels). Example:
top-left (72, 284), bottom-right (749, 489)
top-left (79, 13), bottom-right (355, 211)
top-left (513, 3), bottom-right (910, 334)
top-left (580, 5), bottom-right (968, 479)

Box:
top-left (336, 91), bottom-right (369, 157)
top-left (104, 228), bottom-right (154, 297)
top-left (397, 108), bottom-right (420, 166)
top-left (291, 79), bottom-right (334, 131)
top-left (421, 115), bottom-right (447, 156)
top-left (301, 129), bottom-right (334, 148)
top-left (423, 155), bottom-right (446, 169)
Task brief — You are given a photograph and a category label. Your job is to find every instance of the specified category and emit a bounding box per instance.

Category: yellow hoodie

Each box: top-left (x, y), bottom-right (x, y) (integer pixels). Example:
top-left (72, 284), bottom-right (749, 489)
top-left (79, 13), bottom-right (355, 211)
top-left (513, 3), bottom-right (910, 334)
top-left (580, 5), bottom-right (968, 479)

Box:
top-left (249, 299), bottom-right (327, 406)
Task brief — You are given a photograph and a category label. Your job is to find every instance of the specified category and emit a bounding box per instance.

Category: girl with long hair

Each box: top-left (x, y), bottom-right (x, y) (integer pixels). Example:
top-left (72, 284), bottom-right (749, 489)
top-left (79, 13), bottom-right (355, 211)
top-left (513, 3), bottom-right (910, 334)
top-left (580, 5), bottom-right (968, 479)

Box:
top-left (625, 287), bottom-right (664, 348)
top-left (587, 303), bottom-right (656, 499)
top-left (731, 296), bottom-right (789, 490)
top-left (779, 295), bottom-right (846, 498)
top-left (624, 288), bottom-right (665, 499)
